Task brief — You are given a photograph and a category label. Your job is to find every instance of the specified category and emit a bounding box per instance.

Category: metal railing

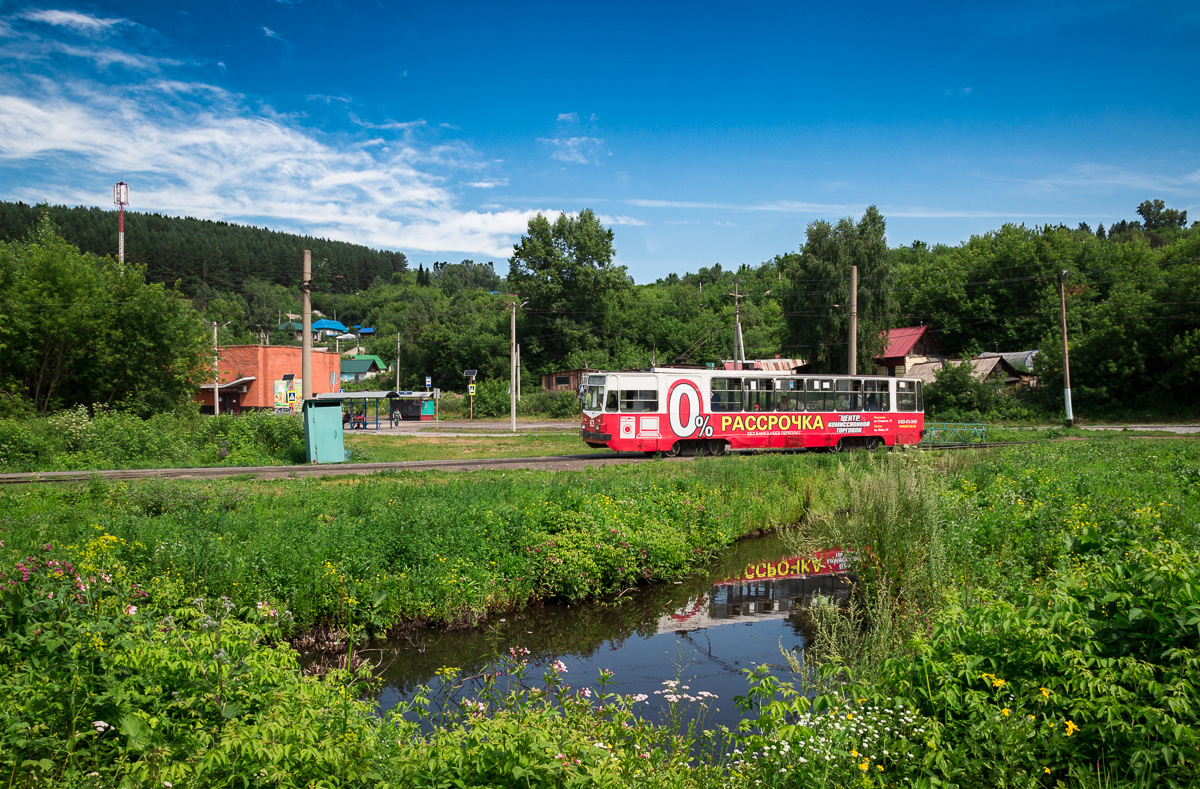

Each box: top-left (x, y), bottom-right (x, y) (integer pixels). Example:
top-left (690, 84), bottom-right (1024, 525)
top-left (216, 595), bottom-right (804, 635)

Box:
top-left (919, 423), bottom-right (987, 446)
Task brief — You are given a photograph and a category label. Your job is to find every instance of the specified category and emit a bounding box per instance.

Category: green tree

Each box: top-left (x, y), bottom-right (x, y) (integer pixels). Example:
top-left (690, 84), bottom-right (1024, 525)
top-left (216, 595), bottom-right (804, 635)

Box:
top-left (0, 217), bottom-right (208, 414)
top-left (1137, 199), bottom-right (1187, 231)
top-left (507, 209), bottom-right (629, 371)
top-left (778, 206), bottom-right (893, 373)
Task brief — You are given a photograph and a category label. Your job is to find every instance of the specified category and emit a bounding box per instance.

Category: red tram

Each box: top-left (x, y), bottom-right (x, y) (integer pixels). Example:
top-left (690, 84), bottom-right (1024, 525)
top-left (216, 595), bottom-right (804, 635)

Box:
top-left (580, 367), bottom-right (924, 455)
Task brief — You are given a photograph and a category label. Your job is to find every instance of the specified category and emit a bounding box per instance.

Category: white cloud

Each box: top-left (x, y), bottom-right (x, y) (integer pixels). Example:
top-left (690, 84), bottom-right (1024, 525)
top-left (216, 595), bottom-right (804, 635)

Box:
top-left (307, 94), bottom-right (351, 104)
top-left (597, 214), bottom-right (645, 226)
top-left (19, 9), bottom-right (127, 36)
top-left (466, 179), bottom-right (507, 189)
top-left (540, 136), bottom-right (607, 165)
top-left (262, 26), bottom-right (288, 44)
top-left (557, 112), bottom-right (579, 123)
top-left (628, 198), bottom-right (848, 214)
top-left (0, 78), bottom-right (531, 257)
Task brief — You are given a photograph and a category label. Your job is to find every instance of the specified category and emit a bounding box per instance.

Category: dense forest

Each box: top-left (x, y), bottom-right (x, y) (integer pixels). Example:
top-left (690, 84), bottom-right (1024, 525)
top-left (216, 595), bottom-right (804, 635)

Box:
top-left (1, 199), bottom-right (1197, 418)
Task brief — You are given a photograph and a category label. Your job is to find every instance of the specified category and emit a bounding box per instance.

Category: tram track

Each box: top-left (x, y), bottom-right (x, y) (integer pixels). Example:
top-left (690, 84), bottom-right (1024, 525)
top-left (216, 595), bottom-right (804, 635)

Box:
top-left (0, 441), bottom-right (1030, 486)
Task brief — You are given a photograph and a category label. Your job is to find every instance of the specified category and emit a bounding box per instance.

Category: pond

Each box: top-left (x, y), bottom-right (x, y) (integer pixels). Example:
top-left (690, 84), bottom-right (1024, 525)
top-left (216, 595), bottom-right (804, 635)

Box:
top-left (368, 531), bottom-right (854, 729)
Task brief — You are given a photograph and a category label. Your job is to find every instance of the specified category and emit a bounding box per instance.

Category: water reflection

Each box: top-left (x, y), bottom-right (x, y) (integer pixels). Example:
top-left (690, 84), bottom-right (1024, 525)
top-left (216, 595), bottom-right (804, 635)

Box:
top-left (369, 532), bottom-right (853, 728)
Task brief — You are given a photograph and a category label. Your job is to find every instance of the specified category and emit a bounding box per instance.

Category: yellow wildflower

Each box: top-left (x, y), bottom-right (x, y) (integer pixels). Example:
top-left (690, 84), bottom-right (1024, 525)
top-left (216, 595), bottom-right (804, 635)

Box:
top-left (1065, 720), bottom-right (1079, 736)
top-left (1002, 708), bottom-right (1010, 717)
top-left (1040, 687), bottom-right (1050, 699)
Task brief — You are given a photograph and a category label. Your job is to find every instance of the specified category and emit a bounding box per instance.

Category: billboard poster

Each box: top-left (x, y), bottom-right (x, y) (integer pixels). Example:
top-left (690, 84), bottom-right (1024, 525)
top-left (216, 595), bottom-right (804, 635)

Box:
top-left (274, 379), bottom-right (302, 410)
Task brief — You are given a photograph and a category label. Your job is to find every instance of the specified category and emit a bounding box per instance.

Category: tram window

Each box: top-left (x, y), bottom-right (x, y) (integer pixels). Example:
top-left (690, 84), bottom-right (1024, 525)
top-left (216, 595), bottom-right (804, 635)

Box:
top-left (710, 378), bottom-right (742, 412)
top-left (619, 389), bottom-right (658, 413)
top-left (862, 379), bottom-right (890, 411)
top-left (605, 391), bottom-right (619, 412)
top-left (584, 382), bottom-right (605, 412)
top-left (806, 379), bottom-right (833, 411)
top-left (742, 378), bottom-right (774, 412)
top-left (916, 380), bottom-right (924, 412)
top-left (897, 380), bottom-right (917, 412)
top-left (777, 378), bottom-right (803, 411)
top-left (835, 379), bottom-right (862, 411)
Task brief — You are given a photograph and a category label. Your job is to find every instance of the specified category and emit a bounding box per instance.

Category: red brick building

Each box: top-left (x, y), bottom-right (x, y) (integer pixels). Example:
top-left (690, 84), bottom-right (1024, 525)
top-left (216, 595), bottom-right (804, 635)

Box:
top-left (195, 345), bottom-right (341, 414)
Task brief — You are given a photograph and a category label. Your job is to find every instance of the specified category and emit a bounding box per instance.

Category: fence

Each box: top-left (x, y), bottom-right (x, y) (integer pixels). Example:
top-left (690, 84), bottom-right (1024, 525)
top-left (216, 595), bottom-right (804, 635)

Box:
top-left (919, 423), bottom-right (987, 446)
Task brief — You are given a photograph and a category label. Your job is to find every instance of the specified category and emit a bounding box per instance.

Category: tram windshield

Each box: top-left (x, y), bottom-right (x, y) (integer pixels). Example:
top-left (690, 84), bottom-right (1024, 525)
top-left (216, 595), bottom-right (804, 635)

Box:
top-left (583, 375), bottom-right (606, 412)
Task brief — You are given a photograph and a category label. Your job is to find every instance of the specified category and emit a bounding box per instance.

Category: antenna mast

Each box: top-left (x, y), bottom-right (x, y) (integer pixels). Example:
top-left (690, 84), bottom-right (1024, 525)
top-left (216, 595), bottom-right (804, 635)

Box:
top-left (113, 182), bottom-right (129, 266)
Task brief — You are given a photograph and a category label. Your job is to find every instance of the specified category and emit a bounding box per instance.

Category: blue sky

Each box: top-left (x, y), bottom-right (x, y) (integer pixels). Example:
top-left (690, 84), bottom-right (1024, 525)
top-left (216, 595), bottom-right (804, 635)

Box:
top-left (1, 1), bottom-right (1197, 283)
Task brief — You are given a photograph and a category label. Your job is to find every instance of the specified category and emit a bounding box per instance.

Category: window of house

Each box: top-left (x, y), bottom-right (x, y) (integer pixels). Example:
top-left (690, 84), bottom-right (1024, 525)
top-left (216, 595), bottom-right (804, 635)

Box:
top-left (554, 375), bottom-right (571, 387)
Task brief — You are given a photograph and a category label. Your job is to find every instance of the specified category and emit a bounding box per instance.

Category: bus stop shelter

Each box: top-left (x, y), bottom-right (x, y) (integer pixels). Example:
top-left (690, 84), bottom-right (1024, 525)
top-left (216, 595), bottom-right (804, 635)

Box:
top-left (314, 391), bottom-right (398, 430)
top-left (313, 390), bottom-right (436, 429)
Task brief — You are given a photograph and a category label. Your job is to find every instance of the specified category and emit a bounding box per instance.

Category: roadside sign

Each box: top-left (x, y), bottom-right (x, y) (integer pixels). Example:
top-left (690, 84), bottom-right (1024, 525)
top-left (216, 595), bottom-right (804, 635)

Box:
top-left (463, 369), bottom-right (477, 378)
top-left (425, 376), bottom-right (432, 387)
top-left (468, 384), bottom-right (476, 395)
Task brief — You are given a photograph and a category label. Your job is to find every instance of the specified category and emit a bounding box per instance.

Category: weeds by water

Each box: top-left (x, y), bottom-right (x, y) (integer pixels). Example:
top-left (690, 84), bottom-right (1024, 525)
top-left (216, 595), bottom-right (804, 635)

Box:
top-left (1, 440), bottom-right (1198, 787)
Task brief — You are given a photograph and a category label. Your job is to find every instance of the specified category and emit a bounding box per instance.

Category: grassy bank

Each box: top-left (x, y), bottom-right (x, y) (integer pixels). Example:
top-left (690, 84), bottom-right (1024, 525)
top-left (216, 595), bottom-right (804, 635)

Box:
top-left (2, 440), bottom-right (1197, 787)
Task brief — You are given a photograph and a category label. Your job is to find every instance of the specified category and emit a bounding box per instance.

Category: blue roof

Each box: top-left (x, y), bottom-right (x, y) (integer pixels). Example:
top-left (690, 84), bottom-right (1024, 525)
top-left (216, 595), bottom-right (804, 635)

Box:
top-left (358, 327), bottom-right (375, 334)
top-left (311, 319), bottom-right (349, 332)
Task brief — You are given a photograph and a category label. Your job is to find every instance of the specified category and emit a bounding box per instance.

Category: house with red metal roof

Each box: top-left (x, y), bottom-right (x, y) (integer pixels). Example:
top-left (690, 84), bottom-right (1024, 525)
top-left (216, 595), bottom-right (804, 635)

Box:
top-left (874, 326), bottom-right (944, 376)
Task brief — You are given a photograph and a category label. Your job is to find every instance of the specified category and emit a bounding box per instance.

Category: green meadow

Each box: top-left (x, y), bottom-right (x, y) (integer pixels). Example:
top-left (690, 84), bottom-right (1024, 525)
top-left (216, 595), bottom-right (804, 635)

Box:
top-left (2, 439), bottom-right (1197, 787)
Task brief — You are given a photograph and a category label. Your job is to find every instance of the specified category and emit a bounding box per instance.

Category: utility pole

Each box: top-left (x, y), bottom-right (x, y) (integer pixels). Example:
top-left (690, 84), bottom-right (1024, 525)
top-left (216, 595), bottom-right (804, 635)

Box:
top-left (1058, 269), bottom-right (1074, 427)
top-left (848, 265), bottom-right (858, 375)
top-left (510, 299), bottom-right (527, 432)
top-left (210, 320), bottom-right (231, 416)
top-left (728, 281), bottom-right (769, 371)
top-left (729, 281), bottom-right (745, 370)
top-left (301, 251), bottom-right (312, 402)
top-left (511, 300), bottom-right (518, 433)
top-left (396, 332), bottom-right (401, 391)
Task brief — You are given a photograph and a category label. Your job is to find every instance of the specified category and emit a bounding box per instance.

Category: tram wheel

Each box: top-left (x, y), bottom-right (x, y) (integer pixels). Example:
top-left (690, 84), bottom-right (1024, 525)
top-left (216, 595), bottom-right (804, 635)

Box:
top-left (865, 437), bottom-right (882, 452)
top-left (708, 440), bottom-right (728, 456)
top-left (664, 442), bottom-right (683, 458)
top-left (829, 439), bottom-right (846, 453)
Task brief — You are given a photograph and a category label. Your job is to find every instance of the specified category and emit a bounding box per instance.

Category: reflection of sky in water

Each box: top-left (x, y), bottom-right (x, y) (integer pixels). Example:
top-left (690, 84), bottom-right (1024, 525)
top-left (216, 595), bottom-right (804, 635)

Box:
top-left (368, 533), bottom-right (853, 729)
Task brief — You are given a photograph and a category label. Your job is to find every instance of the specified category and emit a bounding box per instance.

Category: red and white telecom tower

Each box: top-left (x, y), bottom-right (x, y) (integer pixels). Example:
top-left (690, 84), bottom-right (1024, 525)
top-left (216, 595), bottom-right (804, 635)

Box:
top-left (113, 181), bottom-right (129, 264)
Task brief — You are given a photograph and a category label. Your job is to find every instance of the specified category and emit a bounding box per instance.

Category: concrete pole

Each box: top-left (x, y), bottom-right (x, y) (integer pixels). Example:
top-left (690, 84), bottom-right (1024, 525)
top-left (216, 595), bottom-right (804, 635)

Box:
top-left (732, 281), bottom-right (745, 370)
top-left (212, 321), bottom-right (220, 417)
top-left (517, 344), bottom-right (521, 400)
top-left (510, 301), bottom-right (517, 433)
top-left (848, 265), bottom-right (858, 375)
top-left (396, 332), bottom-right (401, 391)
top-left (302, 250), bottom-right (312, 402)
top-left (1058, 270), bottom-right (1074, 427)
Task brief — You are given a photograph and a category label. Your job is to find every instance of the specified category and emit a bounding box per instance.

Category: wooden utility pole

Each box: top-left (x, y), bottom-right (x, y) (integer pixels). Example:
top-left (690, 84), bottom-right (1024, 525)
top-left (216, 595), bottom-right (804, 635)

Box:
top-left (1058, 269), bottom-right (1074, 427)
top-left (301, 250), bottom-right (312, 402)
top-left (848, 265), bottom-right (858, 375)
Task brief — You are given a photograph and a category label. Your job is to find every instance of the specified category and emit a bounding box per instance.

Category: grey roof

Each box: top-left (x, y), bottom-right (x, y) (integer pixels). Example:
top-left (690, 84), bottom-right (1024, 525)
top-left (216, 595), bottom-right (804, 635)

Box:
top-left (978, 350), bottom-right (1039, 371)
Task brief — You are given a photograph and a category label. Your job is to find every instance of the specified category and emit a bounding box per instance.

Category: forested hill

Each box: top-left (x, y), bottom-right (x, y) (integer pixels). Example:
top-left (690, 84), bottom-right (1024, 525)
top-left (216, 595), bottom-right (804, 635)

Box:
top-left (0, 201), bottom-right (408, 296)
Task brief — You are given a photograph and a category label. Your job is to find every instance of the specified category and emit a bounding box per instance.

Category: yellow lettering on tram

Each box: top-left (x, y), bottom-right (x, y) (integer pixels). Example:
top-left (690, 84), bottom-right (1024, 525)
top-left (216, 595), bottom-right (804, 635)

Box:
top-left (721, 416), bottom-right (732, 430)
